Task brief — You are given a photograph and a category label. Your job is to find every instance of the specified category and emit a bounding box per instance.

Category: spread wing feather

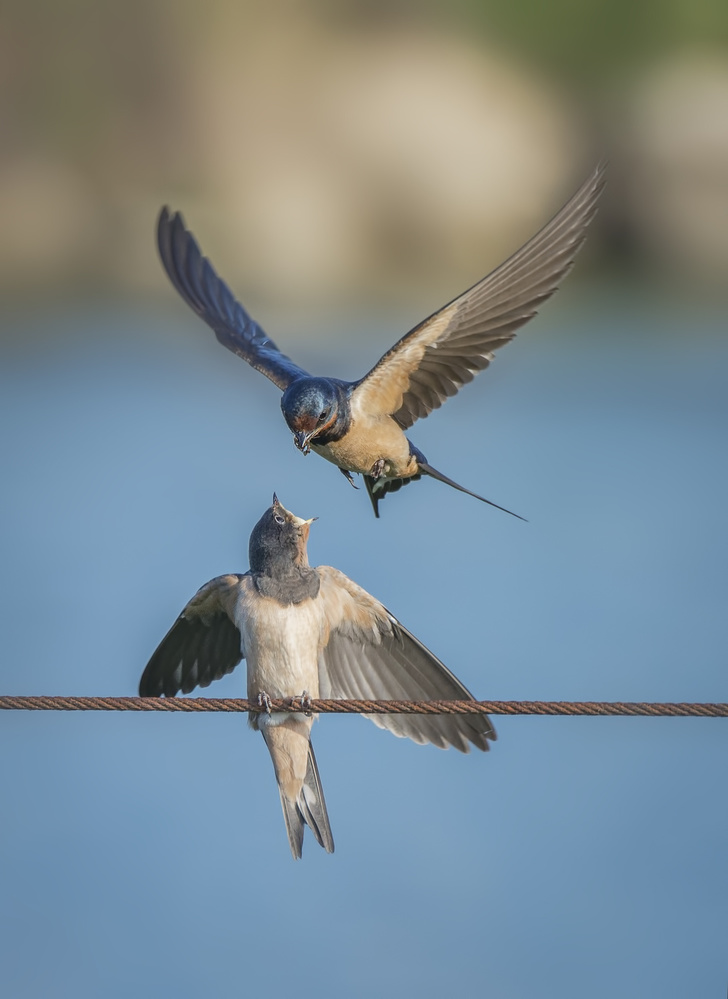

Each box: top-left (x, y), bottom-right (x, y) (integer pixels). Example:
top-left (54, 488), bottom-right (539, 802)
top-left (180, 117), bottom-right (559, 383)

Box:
top-left (139, 574), bottom-right (248, 697)
top-left (157, 208), bottom-right (309, 391)
top-left (351, 162), bottom-right (607, 429)
top-left (316, 566), bottom-right (495, 752)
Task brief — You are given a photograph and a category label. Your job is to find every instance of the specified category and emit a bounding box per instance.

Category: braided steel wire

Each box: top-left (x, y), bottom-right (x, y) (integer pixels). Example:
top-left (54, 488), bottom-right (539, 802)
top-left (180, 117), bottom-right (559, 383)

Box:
top-left (1, 696), bottom-right (726, 717)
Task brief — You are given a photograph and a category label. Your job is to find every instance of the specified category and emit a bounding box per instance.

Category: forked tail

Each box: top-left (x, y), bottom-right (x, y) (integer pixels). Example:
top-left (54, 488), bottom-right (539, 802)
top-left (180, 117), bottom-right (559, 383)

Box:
top-left (418, 460), bottom-right (527, 521)
top-left (363, 453), bottom-right (526, 520)
top-left (279, 741), bottom-right (335, 859)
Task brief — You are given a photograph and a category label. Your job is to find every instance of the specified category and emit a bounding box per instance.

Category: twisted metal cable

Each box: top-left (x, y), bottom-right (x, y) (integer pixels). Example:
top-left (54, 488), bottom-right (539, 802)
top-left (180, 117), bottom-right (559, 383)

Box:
top-left (0, 696), bottom-right (726, 717)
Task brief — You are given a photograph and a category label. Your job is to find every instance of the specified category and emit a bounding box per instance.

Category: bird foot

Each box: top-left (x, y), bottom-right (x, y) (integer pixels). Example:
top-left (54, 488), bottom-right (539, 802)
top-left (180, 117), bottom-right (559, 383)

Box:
top-left (292, 690), bottom-right (314, 715)
top-left (338, 467), bottom-right (359, 489)
top-left (370, 458), bottom-right (386, 479)
top-left (256, 691), bottom-right (273, 714)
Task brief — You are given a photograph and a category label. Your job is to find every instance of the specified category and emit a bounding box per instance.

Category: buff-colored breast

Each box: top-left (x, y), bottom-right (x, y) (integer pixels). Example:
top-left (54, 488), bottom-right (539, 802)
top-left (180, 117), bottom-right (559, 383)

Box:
top-left (312, 414), bottom-right (417, 478)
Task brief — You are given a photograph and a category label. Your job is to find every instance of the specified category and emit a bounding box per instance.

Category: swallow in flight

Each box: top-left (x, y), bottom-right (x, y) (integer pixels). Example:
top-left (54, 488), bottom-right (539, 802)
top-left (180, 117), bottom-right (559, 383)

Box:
top-left (157, 163), bottom-right (606, 516)
top-left (139, 496), bottom-right (494, 858)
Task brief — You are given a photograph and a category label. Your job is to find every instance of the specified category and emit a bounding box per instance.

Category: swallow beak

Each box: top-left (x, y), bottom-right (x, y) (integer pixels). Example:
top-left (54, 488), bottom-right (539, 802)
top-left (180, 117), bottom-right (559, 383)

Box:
top-left (293, 430), bottom-right (312, 455)
top-left (291, 512), bottom-right (317, 544)
top-left (291, 513), bottom-right (318, 528)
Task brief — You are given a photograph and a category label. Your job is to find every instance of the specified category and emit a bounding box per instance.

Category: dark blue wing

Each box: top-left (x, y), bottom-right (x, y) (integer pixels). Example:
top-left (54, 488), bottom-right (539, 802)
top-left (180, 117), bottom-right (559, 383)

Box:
top-left (157, 207), bottom-right (309, 391)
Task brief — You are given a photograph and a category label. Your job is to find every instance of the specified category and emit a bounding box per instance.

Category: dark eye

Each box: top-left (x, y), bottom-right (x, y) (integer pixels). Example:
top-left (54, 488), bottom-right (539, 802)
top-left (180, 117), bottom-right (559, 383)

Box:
top-left (318, 409), bottom-right (329, 424)
top-left (274, 514), bottom-right (285, 525)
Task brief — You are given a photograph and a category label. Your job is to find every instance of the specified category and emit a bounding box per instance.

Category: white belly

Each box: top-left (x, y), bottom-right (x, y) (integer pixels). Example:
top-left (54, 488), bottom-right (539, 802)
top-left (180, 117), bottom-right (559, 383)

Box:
top-left (237, 593), bottom-right (322, 701)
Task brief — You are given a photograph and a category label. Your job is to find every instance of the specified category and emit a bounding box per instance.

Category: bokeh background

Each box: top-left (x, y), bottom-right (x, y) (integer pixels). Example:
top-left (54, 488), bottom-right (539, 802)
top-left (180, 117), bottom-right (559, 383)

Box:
top-left (1, 2), bottom-right (726, 997)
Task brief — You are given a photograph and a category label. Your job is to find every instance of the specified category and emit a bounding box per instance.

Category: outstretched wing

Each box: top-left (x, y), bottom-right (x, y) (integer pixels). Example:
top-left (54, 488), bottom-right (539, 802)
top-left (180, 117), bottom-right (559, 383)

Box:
top-left (157, 208), bottom-right (309, 391)
top-left (351, 162), bottom-right (607, 429)
top-left (316, 566), bottom-right (495, 752)
top-left (139, 574), bottom-right (249, 697)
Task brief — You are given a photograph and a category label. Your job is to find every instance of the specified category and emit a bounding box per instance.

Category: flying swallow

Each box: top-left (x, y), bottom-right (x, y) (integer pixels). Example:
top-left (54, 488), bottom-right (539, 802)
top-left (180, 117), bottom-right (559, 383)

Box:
top-left (157, 163), bottom-right (606, 516)
top-left (139, 495), bottom-right (495, 858)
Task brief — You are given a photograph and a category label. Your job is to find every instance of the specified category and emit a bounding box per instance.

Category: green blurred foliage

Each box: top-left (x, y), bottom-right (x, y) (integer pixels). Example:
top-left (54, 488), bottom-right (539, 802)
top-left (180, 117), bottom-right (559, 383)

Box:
top-left (459, 0), bottom-right (728, 82)
top-left (311, 0), bottom-right (728, 82)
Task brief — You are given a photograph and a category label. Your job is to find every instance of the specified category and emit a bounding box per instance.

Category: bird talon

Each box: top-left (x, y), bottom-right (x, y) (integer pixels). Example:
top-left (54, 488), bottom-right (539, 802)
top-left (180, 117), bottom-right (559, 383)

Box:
top-left (257, 691), bottom-right (273, 714)
top-left (370, 458), bottom-right (386, 479)
top-left (339, 467), bottom-right (359, 489)
top-left (292, 690), bottom-right (314, 715)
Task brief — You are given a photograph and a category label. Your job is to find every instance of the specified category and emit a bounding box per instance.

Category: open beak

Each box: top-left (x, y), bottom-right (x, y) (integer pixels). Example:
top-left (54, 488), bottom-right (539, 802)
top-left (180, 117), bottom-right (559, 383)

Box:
top-left (293, 428), bottom-right (323, 455)
top-left (291, 512), bottom-right (317, 542)
top-left (272, 496), bottom-right (317, 532)
top-left (293, 430), bottom-right (312, 455)
top-left (291, 513), bottom-right (317, 527)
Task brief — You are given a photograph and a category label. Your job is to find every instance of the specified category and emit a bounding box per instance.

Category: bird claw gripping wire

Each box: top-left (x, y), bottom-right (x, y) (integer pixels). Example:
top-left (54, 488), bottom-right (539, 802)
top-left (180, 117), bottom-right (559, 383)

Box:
top-left (292, 691), bottom-right (313, 715)
top-left (256, 692), bottom-right (273, 714)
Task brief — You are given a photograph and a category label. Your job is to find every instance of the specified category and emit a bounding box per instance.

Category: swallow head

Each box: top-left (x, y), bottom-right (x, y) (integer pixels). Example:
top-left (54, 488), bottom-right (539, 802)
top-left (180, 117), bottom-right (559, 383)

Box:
top-left (281, 378), bottom-right (342, 454)
top-left (249, 493), bottom-right (318, 574)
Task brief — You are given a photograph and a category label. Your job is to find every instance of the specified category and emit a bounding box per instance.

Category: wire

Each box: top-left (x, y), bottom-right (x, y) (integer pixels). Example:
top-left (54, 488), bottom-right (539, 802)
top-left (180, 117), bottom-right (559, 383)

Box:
top-left (1, 696), bottom-right (726, 717)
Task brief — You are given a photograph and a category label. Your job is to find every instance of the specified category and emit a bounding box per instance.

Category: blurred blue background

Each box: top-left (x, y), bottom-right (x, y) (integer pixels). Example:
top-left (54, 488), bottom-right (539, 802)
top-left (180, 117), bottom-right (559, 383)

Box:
top-left (1, 2), bottom-right (727, 997)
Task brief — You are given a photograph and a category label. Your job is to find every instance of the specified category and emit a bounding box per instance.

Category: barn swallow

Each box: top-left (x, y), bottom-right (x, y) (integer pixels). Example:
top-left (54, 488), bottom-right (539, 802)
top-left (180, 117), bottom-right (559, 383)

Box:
top-left (139, 495), bottom-right (494, 858)
top-left (157, 163), bottom-right (605, 516)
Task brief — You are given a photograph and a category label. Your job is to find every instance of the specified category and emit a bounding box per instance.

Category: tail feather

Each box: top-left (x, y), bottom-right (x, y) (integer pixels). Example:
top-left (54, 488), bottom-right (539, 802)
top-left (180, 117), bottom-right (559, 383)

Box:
top-left (278, 742), bottom-right (334, 859)
top-left (419, 460), bottom-right (527, 521)
top-left (363, 471), bottom-right (420, 517)
top-left (363, 460), bottom-right (526, 520)
top-left (298, 742), bottom-right (335, 854)
top-left (279, 792), bottom-right (306, 859)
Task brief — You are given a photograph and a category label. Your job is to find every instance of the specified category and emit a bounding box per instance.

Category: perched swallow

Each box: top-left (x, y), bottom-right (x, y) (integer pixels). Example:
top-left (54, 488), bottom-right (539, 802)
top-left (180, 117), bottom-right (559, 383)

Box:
top-left (157, 163), bottom-right (605, 516)
top-left (139, 495), bottom-right (494, 858)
